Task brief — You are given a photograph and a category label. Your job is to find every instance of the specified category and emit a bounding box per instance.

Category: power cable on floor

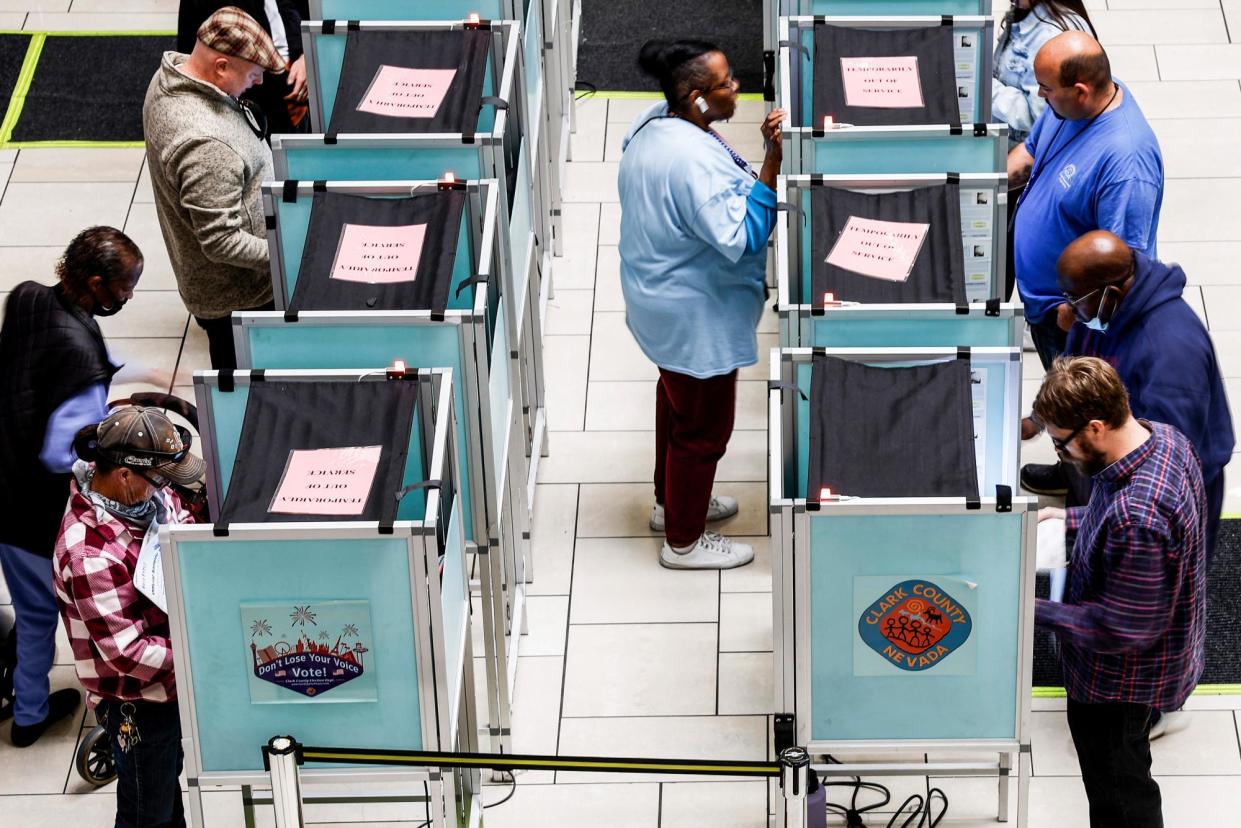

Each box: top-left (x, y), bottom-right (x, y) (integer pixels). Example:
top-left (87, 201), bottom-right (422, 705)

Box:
top-left (574, 80), bottom-right (598, 100)
top-left (484, 769), bottom-right (518, 809)
top-left (818, 755), bottom-right (949, 827)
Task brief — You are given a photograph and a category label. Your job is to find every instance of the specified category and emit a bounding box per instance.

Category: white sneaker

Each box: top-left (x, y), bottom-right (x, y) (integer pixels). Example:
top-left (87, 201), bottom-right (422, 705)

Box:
top-left (1148, 710), bottom-right (1189, 741)
top-left (660, 531), bottom-right (754, 570)
top-left (649, 495), bottom-right (739, 532)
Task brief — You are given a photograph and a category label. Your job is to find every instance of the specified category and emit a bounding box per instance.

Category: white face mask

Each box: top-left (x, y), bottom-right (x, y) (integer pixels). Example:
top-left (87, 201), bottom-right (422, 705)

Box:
top-left (1084, 315), bottom-right (1109, 333)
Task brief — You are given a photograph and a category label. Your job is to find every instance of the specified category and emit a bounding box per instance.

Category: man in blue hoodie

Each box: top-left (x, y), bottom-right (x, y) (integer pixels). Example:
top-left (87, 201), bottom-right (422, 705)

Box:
top-left (1048, 230), bottom-right (1233, 562)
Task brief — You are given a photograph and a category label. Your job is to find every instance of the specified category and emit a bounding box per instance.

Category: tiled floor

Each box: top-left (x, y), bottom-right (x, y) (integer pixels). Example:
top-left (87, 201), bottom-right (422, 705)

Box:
top-left (3, 1), bottom-right (1241, 825)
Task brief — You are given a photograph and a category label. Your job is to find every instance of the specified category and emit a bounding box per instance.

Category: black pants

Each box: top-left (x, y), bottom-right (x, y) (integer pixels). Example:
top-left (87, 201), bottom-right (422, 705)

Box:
top-left (194, 300), bottom-right (275, 371)
top-left (1029, 315), bottom-right (1068, 372)
top-left (1066, 699), bottom-right (1162, 828)
top-left (98, 698), bottom-right (185, 828)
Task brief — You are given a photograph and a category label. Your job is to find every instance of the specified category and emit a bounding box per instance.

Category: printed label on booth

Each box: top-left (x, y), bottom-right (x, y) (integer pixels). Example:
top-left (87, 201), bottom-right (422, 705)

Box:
top-left (269, 445), bottom-right (382, 516)
top-left (330, 222), bottom-right (427, 284)
top-left (854, 576), bottom-right (976, 675)
top-left (357, 65), bottom-right (457, 118)
top-left (840, 56), bottom-right (924, 108)
top-left (826, 216), bottom-right (930, 282)
top-left (243, 600), bottom-right (378, 703)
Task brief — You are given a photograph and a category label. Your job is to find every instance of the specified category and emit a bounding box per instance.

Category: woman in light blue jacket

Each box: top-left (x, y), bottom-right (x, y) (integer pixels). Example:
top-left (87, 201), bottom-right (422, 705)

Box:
top-left (619, 39), bottom-right (783, 571)
top-left (993, 0), bottom-right (1096, 145)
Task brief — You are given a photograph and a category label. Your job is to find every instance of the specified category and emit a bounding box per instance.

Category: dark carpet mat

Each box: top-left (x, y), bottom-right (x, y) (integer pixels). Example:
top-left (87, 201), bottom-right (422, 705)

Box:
top-left (10, 35), bottom-right (173, 142)
top-left (1034, 519), bottom-right (1241, 687)
top-left (578, 0), bottom-right (763, 94)
top-left (0, 34), bottom-right (31, 121)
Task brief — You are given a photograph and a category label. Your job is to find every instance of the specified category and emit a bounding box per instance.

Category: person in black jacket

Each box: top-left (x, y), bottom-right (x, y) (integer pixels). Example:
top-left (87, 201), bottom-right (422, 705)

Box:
top-left (177, 0), bottom-right (308, 134)
top-left (0, 227), bottom-right (144, 746)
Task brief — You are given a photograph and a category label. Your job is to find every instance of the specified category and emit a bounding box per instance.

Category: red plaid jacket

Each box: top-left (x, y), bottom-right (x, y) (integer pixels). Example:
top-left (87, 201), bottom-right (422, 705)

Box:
top-left (52, 476), bottom-right (191, 707)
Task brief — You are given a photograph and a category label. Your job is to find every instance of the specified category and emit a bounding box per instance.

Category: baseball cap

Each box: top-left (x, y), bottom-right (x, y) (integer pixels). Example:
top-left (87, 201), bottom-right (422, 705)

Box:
top-left (96, 406), bottom-right (206, 486)
top-left (196, 6), bottom-right (287, 74)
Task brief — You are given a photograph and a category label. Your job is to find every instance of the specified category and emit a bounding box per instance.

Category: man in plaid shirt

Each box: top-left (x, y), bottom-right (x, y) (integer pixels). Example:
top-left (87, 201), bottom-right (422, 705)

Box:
top-left (1033, 357), bottom-right (1206, 828)
top-left (53, 406), bottom-right (202, 828)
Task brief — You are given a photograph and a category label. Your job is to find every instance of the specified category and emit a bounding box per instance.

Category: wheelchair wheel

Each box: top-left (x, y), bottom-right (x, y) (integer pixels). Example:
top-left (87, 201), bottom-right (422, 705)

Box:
top-left (75, 724), bottom-right (117, 786)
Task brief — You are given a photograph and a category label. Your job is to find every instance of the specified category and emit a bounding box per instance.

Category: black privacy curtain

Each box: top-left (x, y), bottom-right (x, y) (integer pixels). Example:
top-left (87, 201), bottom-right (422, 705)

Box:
top-left (328, 28), bottom-right (490, 134)
top-left (289, 190), bottom-right (466, 315)
top-left (810, 181), bottom-right (966, 305)
top-left (807, 355), bottom-right (979, 500)
top-left (218, 381), bottom-right (418, 524)
top-left (813, 24), bottom-right (958, 127)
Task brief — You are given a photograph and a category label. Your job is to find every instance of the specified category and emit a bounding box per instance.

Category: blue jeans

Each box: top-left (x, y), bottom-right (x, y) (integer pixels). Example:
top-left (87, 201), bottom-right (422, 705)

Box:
top-left (98, 698), bottom-right (185, 828)
top-left (0, 543), bottom-right (58, 726)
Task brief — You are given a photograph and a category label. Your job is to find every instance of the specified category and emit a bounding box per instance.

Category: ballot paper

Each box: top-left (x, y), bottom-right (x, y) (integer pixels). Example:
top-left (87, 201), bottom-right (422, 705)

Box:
top-left (1037, 517), bottom-right (1068, 571)
top-left (269, 445), bottom-right (383, 516)
top-left (840, 56), bottom-right (924, 108)
top-left (825, 216), bottom-right (930, 282)
top-left (133, 522), bottom-right (167, 613)
top-left (330, 222), bottom-right (427, 284)
top-left (959, 188), bottom-right (994, 303)
top-left (357, 65), bottom-right (457, 118)
top-left (953, 34), bottom-right (979, 124)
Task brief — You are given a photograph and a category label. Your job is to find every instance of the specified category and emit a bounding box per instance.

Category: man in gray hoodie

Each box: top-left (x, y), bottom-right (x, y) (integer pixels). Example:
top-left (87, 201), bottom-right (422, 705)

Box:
top-left (143, 6), bottom-right (285, 370)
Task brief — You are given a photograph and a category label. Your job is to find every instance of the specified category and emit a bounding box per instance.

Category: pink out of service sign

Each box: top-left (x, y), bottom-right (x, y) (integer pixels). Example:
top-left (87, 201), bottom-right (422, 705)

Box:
top-left (840, 56), bottom-right (924, 108)
top-left (269, 445), bottom-right (383, 516)
top-left (357, 65), bottom-right (457, 118)
top-left (825, 216), bottom-right (930, 283)
top-left (330, 222), bottom-right (427, 284)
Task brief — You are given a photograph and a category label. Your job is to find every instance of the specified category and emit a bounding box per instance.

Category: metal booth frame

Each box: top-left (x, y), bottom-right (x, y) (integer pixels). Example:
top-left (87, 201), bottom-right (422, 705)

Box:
top-left (282, 17), bottom-right (549, 475)
top-left (768, 347), bottom-right (1035, 826)
top-left (775, 173), bottom-right (1023, 348)
top-left (167, 368), bottom-right (482, 828)
top-left (236, 179), bottom-right (529, 758)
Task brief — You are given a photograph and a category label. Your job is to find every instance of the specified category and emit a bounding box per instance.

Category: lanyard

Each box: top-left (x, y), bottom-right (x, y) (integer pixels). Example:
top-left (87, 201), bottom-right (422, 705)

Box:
top-left (1016, 83), bottom-right (1120, 214)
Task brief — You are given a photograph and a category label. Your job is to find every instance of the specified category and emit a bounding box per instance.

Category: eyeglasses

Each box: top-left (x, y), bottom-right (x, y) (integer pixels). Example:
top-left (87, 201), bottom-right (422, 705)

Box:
top-left (239, 99), bottom-right (269, 141)
top-left (1049, 421), bottom-right (1088, 454)
top-left (706, 73), bottom-right (739, 94)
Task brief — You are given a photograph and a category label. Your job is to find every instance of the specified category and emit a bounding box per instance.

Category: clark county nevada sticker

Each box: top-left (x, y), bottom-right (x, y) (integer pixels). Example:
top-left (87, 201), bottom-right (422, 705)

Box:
top-left (857, 579), bottom-right (973, 672)
top-left (242, 600), bottom-right (378, 703)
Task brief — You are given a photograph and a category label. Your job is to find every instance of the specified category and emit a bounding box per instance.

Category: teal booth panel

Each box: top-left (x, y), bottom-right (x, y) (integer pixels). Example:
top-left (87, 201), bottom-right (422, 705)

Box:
top-left (267, 189), bottom-right (476, 312)
top-left (523, 0), bottom-right (544, 135)
top-left (792, 354), bottom-right (1015, 499)
top-left (312, 0), bottom-right (519, 18)
top-left (307, 27), bottom-right (497, 135)
top-left (789, 18), bottom-right (993, 128)
top-left (509, 139), bottom-right (536, 301)
top-left (235, 324), bottom-right (480, 541)
top-left (441, 493), bottom-right (470, 723)
top-left (804, 130), bottom-right (1007, 174)
top-left (175, 536), bottom-right (426, 772)
top-left (791, 179), bottom-right (1006, 305)
top-left (489, 295), bottom-right (514, 501)
top-left (272, 141), bottom-right (486, 186)
top-left (198, 379), bottom-right (429, 522)
top-left (805, 312), bottom-right (1020, 348)
top-left (806, 512), bottom-right (1023, 742)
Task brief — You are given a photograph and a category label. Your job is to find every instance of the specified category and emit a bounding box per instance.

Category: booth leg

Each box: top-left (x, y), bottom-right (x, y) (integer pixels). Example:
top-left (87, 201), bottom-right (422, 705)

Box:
top-left (265, 736), bottom-right (305, 828)
top-left (1017, 748), bottom-right (1031, 826)
top-left (779, 747), bottom-right (810, 828)
top-left (998, 751), bottom-right (1011, 822)
top-left (188, 778), bottom-right (206, 828)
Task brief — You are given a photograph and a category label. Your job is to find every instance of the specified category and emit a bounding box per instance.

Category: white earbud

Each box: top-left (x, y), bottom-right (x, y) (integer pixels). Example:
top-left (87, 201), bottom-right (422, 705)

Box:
top-left (695, 97), bottom-right (709, 114)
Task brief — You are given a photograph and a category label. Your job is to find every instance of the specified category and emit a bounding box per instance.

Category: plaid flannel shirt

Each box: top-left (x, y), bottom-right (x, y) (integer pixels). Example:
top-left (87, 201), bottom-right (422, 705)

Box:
top-left (52, 476), bottom-right (191, 707)
top-left (1035, 422), bottom-right (1207, 710)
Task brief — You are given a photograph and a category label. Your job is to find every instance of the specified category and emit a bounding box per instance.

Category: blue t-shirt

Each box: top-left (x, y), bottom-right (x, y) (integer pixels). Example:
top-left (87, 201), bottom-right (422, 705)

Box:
top-left (1013, 81), bottom-right (1163, 324)
top-left (618, 103), bottom-right (769, 379)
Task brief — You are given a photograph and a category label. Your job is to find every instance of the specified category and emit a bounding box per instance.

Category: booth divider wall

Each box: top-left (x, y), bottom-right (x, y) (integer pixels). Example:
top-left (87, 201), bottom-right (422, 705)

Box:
top-left (168, 369), bottom-right (480, 828)
top-left (768, 347), bottom-right (1032, 826)
top-left (235, 178), bottom-right (526, 757)
top-left (776, 173), bottom-right (1023, 347)
top-left (285, 18), bottom-right (548, 482)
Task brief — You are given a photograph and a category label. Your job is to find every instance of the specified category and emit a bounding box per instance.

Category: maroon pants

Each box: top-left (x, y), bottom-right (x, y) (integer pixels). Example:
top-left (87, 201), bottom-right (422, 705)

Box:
top-left (654, 368), bottom-right (738, 547)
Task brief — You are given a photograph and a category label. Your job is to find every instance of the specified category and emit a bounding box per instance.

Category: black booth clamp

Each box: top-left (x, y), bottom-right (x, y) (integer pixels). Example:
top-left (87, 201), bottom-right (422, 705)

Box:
top-left (776, 200), bottom-right (807, 228)
top-left (394, 479), bottom-right (441, 503)
top-left (218, 369), bottom-right (235, 392)
top-left (454, 274), bottom-right (489, 298)
top-left (463, 14), bottom-right (492, 30)
top-left (283, 309), bottom-right (299, 323)
top-left (940, 14), bottom-right (954, 25)
top-left (774, 714), bottom-right (796, 755)
top-left (956, 346), bottom-right (971, 362)
top-left (767, 380), bottom-right (808, 401)
top-left (778, 39), bottom-right (810, 61)
top-left (437, 173), bottom-right (467, 192)
top-left (762, 50), bottom-right (776, 102)
top-left (385, 360), bottom-right (418, 381)
top-left (985, 297), bottom-right (1001, 317)
top-left (264, 214), bottom-right (277, 231)
top-left (995, 484), bottom-right (1013, 513)
top-left (282, 180), bottom-right (299, 203)
top-left (950, 123), bottom-right (990, 137)
top-left (480, 95), bottom-right (509, 111)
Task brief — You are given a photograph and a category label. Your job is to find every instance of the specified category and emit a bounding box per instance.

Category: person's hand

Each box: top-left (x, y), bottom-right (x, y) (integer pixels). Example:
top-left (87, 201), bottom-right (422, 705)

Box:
top-left (761, 108), bottom-right (785, 145)
top-left (1055, 301), bottom-right (1076, 333)
top-left (284, 55), bottom-right (308, 102)
top-left (1021, 416), bottom-right (1042, 441)
top-left (1038, 506), bottom-right (1066, 524)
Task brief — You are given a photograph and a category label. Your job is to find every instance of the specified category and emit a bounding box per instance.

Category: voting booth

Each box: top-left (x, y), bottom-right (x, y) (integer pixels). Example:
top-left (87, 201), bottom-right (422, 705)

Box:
top-left (281, 18), bottom-right (548, 469)
top-left (775, 173), bottom-right (1022, 347)
top-left (307, 0), bottom-right (573, 257)
top-left (777, 15), bottom-right (1004, 175)
top-left (234, 178), bottom-right (527, 755)
top-left (768, 347), bottom-right (1034, 825)
top-left (165, 369), bottom-right (480, 827)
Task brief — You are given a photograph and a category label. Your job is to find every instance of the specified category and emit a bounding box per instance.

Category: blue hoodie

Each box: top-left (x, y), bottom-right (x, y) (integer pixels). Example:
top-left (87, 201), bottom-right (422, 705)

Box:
top-left (1066, 253), bottom-right (1234, 483)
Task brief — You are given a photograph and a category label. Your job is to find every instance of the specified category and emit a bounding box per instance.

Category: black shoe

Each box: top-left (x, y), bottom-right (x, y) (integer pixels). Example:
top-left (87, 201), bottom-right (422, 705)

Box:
top-left (10, 688), bottom-right (81, 747)
top-left (1020, 462), bottom-right (1069, 496)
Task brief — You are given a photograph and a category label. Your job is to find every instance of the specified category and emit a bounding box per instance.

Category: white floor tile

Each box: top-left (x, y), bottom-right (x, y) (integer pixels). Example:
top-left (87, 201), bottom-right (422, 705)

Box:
top-left (173, 321), bottom-right (209, 384)
top-left (69, 0), bottom-right (177, 13)
top-left (0, 667), bottom-right (85, 795)
top-left (606, 99), bottom-right (658, 123)
top-left (585, 379), bottom-right (766, 432)
top-left (107, 336), bottom-right (181, 389)
top-left (1127, 80), bottom-right (1241, 119)
top-left (518, 595), bottom-right (568, 656)
top-left (1105, 45), bottom-right (1161, 82)
top-left (719, 592), bottom-right (773, 653)
top-left (593, 244), bottom-right (621, 311)
top-left (0, 793), bottom-right (122, 826)
top-left (1027, 775), bottom-right (1090, 828)
top-left (481, 781), bottom-right (659, 827)
top-left (569, 537), bottom-right (718, 624)
top-left (568, 97), bottom-right (607, 164)
top-left (720, 536), bottom-right (773, 594)
top-left (1159, 774), bottom-right (1241, 824)
top-left (95, 290), bottom-right (187, 339)
top-left (0, 11), bottom-right (30, 23)
top-left (1160, 180), bottom-right (1241, 242)
top-left (544, 288), bottom-right (594, 336)
top-left (544, 334), bottom-right (589, 431)
top-left (527, 483), bottom-right (577, 597)
top-left (0, 182), bottom-right (132, 246)
top-left (1091, 9), bottom-right (1227, 45)
top-left (0, 0), bottom-right (67, 10)
top-left (576, 481), bottom-right (769, 539)
top-left (1148, 709), bottom-right (1241, 775)
top-left (1160, 241), bottom-right (1241, 285)
top-left (555, 715), bottom-right (767, 784)
top-left (510, 655), bottom-right (563, 758)
top-left (9, 148), bottom-right (144, 183)
top-left (537, 429), bottom-right (766, 484)
top-left (1200, 286), bottom-right (1241, 329)
top-left (562, 623), bottom-right (717, 717)
top-left (588, 311), bottom-right (655, 381)
top-left (602, 121), bottom-right (624, 163)
top-left (124, 200), bottom-right (179, 293)
top-left (599, 202), bottom-right (620, 245)
top-left (1150, 118), bottom-right (1241, 178)
top-left (563, 162), bottom-right (619, 203)
top-left (22, 11), bottom-right (176, 29)
top-left (0, 246), bottom-right (61, 292)
top-left (659, 780), bottom-right (769, 827)
top-left (718, 652), bottom-right (774, 716)
top-left (1156, 44), bottom-right (1241, 80)
top-left (133, 159), bottom-right (155, 204)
